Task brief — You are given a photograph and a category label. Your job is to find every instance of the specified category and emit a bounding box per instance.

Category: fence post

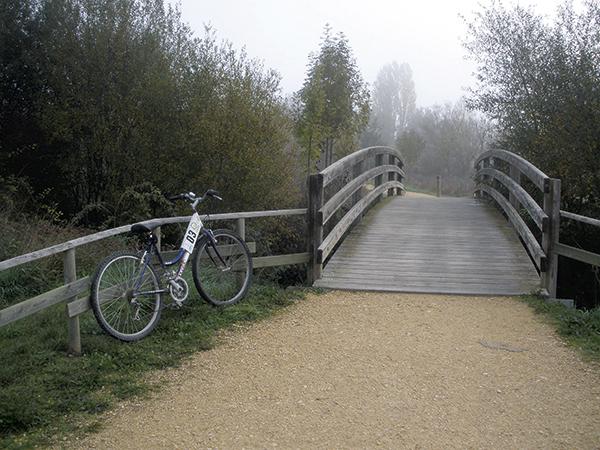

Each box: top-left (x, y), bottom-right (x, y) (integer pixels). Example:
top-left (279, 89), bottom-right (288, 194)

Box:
top-left (436, 175), bottom-right (442, 197)
top-left (541, 178), bottom-right (561, 298)
top-left (236, 218), bottom-right (247, 284)
top-left (63, 248), bottom-right (81, 356)
top-left (236, 218), bottom-right (246, 241)
top-left (307, 173), bottom-right (324, 285)
top-left (509, 165), bottom-right (522, 209)
top-left (155, 226), bottom-right (161, 252)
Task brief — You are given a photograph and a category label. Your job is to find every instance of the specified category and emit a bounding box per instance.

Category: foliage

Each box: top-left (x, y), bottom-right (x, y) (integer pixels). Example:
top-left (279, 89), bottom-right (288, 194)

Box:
top-left (296, 24), bottom-right (370, 172)
top-left (522, 295), bottom-right (600, 361)
top-left (0, 0), bottom-right (301, 225)
top-left (0, 280), bottom-right (305, 448)
top-left (464, 0), bottom-right (600, 306)
top-left (400, 102), bottom-right (490, 195)
top-left (464, 0), bottom-right (600, 213)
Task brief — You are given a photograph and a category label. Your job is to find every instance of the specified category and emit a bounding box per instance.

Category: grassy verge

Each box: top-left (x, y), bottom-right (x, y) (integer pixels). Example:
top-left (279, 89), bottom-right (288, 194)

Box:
top-left (521, 295), bottom-right (600, 361)
top-left (0, 280), bottom-right (307, 449)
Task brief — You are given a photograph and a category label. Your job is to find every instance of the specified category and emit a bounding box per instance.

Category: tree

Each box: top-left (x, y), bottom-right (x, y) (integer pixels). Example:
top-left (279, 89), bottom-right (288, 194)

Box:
top-left (463, 0), bottom-right (600, 213)
top-left (0, 0), bottom-right (301, 222)
top-left (370, 61), bottom-right (416, 145)
top-left (402, 102), bottom-right (489, 194)
top-left (297, 25), bottom-right (370, 171)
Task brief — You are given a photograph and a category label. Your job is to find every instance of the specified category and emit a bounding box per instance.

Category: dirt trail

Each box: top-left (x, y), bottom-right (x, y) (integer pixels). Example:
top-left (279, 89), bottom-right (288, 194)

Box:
top-left (70, 292), bottom-right (600, 449)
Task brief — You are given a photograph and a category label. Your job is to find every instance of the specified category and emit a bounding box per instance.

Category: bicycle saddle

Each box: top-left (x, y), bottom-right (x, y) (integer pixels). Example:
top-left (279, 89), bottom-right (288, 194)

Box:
top-left (130, 220), bottom-right (163, 234)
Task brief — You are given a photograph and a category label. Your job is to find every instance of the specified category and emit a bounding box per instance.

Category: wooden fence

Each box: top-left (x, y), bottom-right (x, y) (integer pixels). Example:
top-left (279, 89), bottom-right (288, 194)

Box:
top-left (307, 146), bottom-right (405, 283)
top-left (0, 208), bottom-right (307, 354)
top-left (475, 149), bottom-right (600, 300)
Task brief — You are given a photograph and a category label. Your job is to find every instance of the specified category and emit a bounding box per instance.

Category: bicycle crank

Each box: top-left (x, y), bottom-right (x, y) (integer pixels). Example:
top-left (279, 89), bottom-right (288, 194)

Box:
top-left (168, 276), bottom-right (189, 304)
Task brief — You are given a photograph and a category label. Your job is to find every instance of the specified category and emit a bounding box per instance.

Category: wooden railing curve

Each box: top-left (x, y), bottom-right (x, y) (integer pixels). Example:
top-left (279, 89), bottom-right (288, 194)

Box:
top-left (0, 208), bottom-right (308, 354)
top-left (474, 149), bottom-right (600, 303)
top-left (307, 146), bottom-right (405, 284)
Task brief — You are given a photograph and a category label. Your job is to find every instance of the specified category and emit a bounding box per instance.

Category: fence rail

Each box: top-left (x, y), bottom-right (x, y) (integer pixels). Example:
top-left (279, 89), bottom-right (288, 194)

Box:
top-left (475, 149), bottom-right (600, 300)
top-left (0, 208), bottom-right (307, 354)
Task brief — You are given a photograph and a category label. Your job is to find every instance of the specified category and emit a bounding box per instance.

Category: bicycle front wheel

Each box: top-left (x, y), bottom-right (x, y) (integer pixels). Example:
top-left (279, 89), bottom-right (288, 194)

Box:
top-left (192, 229), bottom-right (252, 306)
top-left (91, 251), bottom-right (162, 341)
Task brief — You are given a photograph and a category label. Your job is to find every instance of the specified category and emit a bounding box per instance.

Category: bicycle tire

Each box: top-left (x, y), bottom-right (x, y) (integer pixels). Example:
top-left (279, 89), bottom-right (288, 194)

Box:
top-left (191, 229), bottom-right (252, 306)
top-left (91, 251), bottom-right (162, 341)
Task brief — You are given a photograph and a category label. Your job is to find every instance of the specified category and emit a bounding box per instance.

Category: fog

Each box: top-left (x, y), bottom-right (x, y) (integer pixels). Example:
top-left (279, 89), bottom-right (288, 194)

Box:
top-left (177, 0), bottom-right (567, 107)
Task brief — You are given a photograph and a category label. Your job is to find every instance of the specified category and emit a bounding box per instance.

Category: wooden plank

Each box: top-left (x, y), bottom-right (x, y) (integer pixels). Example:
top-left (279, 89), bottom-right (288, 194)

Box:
top-left (253, 253), bottom-right (310, 268)
top-left (560, 210), bottom-right (600, 228)
top-left (320, 165), bottom-right (404, 224)
top-left (0, 209), bottom-right (306, 271)
top-left (1, 277), bottom-right (90, 327)
top-left (476, 167), bottom-right (547, 231)
top-left (317, 181), bottom-right (403, 263)
top-left (555, 243), bottom-right (600, 267)
top-left (476, 185), bottom-right (546, 271)
top-left (476, 149), bottom-right (549, 192)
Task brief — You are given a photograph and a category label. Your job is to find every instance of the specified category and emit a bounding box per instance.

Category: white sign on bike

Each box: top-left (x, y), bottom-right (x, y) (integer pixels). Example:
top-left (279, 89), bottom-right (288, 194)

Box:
top-left (181, 213), bottom-right (203, 253)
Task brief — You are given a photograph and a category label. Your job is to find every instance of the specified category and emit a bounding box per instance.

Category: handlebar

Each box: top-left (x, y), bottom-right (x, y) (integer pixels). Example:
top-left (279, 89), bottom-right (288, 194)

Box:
top-left (167, 190), bottom-right (222, 210)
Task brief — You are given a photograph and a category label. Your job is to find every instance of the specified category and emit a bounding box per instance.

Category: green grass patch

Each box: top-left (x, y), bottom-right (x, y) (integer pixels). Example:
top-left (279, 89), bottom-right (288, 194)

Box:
top-left (521, 295), bottom-right (600, 361)
top-left (0, 281), bottom-right (306, 449)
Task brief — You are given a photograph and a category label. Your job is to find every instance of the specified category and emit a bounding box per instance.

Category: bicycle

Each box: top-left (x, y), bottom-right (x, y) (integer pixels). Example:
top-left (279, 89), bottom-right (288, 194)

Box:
top-left (90, 189), bottom-right (253, 341)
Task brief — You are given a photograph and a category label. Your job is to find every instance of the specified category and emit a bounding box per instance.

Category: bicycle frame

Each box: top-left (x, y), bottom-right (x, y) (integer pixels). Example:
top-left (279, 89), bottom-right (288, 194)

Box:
top-left (133, 214), bottom-right (226, 297)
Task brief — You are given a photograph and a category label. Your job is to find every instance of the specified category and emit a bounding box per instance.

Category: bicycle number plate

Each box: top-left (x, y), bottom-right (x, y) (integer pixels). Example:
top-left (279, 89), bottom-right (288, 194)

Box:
top-left (181, 213), bottom-right (203, 253)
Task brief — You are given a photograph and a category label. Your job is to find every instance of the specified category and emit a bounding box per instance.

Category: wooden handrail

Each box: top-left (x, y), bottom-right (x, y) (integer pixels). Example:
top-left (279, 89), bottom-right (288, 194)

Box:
top-left (477, 167), bottom-right (548, 232)
top-left (0, 208), bottom-right (307, 271)
top-left (320, 146), bottom-right (403, 186)
top-left (474, 149), bottom-right (600, 301)
top-left (476, 149), bottom-right (549, 192)
top-left (320, 165), bottom-right (404, 225)
top-left (307, 146), bottom-right (405, 283)
top-left (560, 210), bottom-right (600, 228)
top-left (476, 185), bottom-right (546, 271)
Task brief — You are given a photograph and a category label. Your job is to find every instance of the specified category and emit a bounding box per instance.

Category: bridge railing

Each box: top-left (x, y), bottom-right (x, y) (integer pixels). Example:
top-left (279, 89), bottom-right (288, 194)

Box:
top-left (0, 208), bottom-right (307, 354)
top-left (474, 149), bottom-right (600, 301)
top-left (307, 146), bottom-right (405, 283)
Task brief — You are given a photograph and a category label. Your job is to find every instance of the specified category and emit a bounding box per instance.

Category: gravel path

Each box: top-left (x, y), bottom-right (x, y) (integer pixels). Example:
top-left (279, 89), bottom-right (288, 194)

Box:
top-left (71, 292), bottom-right (600, 449)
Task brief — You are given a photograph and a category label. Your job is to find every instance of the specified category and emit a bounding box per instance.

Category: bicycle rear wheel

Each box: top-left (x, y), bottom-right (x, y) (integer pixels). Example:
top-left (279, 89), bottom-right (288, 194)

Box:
top-left (191, 229), bottom-right (252, 306)
top-left (91, 251), bottom-right (162, 341)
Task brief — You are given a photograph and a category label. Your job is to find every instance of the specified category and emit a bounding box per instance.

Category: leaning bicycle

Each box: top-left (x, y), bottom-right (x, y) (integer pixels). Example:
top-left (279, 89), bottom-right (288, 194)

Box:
top-left (90, 189), bottom-right (253, 341)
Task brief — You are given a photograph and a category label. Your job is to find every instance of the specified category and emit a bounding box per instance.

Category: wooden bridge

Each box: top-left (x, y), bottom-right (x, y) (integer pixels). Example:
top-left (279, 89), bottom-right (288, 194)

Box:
top-left (314, 195), bottom-right (540, 296)
top-left (1, 146), bottom-right (599, 354)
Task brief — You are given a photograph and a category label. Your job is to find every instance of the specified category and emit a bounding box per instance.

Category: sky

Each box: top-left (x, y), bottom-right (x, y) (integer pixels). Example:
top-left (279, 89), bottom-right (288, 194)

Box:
top-left (175, 0), bottom-right (566, 107)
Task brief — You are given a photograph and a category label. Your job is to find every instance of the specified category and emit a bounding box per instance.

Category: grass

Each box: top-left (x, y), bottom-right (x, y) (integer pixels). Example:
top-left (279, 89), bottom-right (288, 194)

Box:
top-left (522, 295), bottom-right (600, 361)
top-left (0, 277), bottom-right (308, 449)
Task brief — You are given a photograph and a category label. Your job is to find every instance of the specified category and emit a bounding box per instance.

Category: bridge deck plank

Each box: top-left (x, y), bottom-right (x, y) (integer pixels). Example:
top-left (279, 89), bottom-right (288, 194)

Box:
top-left (315, 195), bottom-right (540, 296)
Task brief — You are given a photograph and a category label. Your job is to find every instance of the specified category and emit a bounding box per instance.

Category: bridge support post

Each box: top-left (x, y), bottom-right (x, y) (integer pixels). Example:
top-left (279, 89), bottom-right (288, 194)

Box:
top-left (63, 249), bottom-right (81, 356)
top-left (307, 173), bottom-right (324, 284)
top-left (387, 154), bottom-right (396, 197)
top-left (542, 178), bottom-right (561, 298)
top-left (509, 166), bottom-right (521, 209)
top-left (375, 154), bottom-right (384, 201)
